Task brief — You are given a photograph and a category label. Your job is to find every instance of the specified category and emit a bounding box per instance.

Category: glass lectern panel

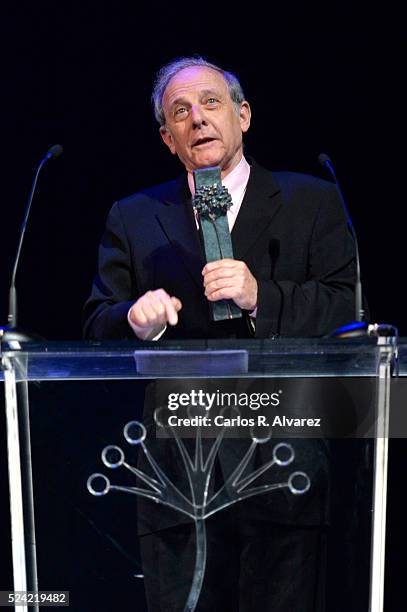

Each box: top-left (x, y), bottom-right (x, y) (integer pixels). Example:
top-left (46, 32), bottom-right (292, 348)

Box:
top-left (1, 339), bottom-right (396, 612)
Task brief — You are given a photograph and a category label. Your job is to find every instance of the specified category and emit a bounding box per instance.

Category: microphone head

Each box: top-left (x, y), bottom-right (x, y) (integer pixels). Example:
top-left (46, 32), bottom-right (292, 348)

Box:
top-left (318, 152), bottom-right (331, 166)
top-left (46, 144), bottom-right (63, 159)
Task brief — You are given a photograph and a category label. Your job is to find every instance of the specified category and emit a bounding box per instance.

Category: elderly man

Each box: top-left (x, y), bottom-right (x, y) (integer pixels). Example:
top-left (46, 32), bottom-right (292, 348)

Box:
top-left (83, 57), bottom-right (356, 611)
top-left (83, 57), bottom-right (355, 342)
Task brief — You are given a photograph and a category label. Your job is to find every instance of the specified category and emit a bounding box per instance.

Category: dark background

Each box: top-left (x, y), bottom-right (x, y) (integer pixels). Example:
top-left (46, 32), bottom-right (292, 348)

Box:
top-left (0, 2), bottom-right (405, 610)
top-left (0, 3), bottom-right (404, 337)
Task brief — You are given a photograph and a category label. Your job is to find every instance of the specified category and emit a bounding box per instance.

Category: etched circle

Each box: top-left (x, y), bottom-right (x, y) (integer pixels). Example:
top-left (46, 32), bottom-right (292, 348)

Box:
top-left (153, 406), bottom-right (171, 429)
top-left (273, 442), bottom-right (294, 466)
top-left (187, 402), bottom-right (208, 419)
top-left (288, 471), bottom-right (311, 495)
top-left (219, 404), bottom-right (240, 420)
top-left (102, 445), bottom-right (125, 468)
top-left (87, 473), bottom-right (110, 496)
top-left (250, 425), bottom-right (272, 444)
top-left (124, 421), bottom-right (147, 445)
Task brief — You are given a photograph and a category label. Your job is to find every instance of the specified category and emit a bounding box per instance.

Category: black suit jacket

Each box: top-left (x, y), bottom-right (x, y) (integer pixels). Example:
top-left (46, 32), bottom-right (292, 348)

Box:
top-left (83, 160), bottom-right (356, 532)
top-left (83, 160), bottom-right (356, 340)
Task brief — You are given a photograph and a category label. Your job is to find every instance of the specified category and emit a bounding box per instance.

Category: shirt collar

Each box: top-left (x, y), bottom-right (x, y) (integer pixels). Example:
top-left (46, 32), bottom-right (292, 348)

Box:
top-left (187, 155), bottom-right (250, 200)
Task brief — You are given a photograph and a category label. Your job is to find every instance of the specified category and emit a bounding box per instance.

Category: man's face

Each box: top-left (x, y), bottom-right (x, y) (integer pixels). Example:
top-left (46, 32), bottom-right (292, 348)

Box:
top-left (159, 66), bottom-right (251, 177)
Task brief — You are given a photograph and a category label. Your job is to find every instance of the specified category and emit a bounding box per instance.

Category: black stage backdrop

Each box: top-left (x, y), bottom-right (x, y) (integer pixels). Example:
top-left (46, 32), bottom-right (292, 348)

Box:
top-left (0, 2), bottom-right (404, 610)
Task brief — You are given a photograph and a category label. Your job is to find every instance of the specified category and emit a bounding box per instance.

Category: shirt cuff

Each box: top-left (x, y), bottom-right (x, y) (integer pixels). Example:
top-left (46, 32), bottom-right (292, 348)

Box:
top-left (248, 307), bottom-right (257, 332)
top-left (127, 307), bottom-right (167, 341)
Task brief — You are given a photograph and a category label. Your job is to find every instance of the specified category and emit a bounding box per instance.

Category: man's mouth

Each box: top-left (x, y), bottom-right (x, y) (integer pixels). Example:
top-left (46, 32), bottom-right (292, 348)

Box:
top-left (192, 137), bottom-right (217, 148)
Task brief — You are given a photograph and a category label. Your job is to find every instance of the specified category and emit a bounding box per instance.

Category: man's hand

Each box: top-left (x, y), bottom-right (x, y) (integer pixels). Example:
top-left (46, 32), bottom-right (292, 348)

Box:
top-left (128, 289), bottom-right (182, 340)
top-left (202, 259), bottom-right (258, 311)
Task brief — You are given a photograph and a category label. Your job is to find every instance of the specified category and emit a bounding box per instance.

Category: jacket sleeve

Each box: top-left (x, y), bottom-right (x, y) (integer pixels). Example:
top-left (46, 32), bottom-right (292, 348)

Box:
top-left (82, 202), bottom-right (138, 340)
top-left (255, 184), bottom-right (358, 338)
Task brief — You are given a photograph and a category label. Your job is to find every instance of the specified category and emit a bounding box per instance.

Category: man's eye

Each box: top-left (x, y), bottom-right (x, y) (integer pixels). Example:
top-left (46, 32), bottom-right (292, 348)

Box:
top-left (175, 107), bottom-right (187, 115)
top-left (206, 98), bottom-right (218, 105)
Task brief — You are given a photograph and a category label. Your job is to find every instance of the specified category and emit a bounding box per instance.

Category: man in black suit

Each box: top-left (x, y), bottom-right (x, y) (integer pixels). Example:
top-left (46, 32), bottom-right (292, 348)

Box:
top-left (83, 58), bottom-right (355, 343)
top-left (83, 57), bottom-right (356, 611)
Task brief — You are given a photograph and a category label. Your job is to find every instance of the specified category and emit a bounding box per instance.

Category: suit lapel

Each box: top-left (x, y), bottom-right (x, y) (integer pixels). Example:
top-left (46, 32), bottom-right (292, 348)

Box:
top-left (155, 175), bottom-right (204, 289)
top-left (232, 161), bottom-right (282, 260)
top-left (154, 162), bottom-right (281, 282)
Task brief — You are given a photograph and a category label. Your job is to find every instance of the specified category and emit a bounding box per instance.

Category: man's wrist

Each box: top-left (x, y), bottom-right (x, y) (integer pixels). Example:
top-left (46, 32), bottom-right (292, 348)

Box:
top-left (127, 308), bottom-right (166, 340)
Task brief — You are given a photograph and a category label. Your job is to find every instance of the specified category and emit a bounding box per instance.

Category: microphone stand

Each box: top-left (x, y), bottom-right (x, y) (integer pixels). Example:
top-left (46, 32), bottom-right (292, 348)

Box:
top-left (1, 145), bottom-right (62, 610)
top-left (0, 144), bottom-right (63, 346)
top-left (318, 153), bottom-right (367, 338)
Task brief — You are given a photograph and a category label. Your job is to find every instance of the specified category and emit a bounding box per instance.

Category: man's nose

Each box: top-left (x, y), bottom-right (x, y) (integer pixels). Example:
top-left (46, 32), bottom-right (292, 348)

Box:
top-left (191, 104), bottom-right (207, 128)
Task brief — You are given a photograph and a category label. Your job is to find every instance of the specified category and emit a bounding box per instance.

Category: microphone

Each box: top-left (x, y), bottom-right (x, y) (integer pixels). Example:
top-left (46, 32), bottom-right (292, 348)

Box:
top-left (46, 144), bottom-right (63, 160)
top-left (1, 144), bottom-right (63, 342)
top-left (318, 153), bottom-right (365, 332)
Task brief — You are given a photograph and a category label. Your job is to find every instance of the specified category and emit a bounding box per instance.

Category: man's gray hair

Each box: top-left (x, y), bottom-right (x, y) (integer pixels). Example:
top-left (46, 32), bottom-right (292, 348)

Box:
top-left (152, 56), bottom-right (246, 126)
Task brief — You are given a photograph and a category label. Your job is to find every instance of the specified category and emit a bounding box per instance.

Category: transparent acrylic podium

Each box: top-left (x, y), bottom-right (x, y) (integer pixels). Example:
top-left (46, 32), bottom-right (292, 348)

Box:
top-left (0, 336), bottom-right (399, 612)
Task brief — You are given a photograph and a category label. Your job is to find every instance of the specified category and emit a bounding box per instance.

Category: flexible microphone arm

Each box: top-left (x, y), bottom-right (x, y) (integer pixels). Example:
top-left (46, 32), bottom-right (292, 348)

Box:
top-left (8, 144), bottom-right (63, 329)
top-left (318, 153), bottom-right (364, 323)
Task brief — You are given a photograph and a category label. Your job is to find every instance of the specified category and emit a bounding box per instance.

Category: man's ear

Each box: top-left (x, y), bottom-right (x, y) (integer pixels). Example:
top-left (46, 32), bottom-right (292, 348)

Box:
top-left (239, 101), bottom-right (251, 134)
top-left (159, 126), bottom-right (177, 155)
